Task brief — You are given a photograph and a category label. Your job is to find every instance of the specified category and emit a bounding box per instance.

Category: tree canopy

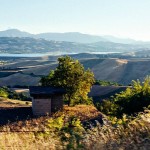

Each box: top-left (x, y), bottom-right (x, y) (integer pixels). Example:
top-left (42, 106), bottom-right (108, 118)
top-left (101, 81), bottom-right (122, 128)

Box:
top-left (40, 56), bottom-right (95, 106)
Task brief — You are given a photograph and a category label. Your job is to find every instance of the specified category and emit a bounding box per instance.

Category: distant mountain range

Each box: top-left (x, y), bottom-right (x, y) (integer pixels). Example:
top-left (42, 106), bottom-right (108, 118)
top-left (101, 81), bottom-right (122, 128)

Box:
top-left (0, 29), bottom-right (148, 44)
top-left (0, 29), bottom-right (150, 54)
top-left (0, 29), bottom-right (32, 38)
top-left (0, 37), bottom-right (148, 54)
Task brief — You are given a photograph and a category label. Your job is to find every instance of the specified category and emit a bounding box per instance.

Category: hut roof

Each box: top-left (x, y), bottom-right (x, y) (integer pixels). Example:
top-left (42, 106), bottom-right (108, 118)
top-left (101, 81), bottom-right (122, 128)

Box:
top-left (29, 86), bottom-right (66, 96)
top-left (29, 85), bottom-right (128, 99)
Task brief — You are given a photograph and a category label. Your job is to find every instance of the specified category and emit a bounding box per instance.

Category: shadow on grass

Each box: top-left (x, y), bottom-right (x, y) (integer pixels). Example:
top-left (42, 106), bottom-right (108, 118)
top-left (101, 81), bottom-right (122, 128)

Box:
top-left (0, 107), bottom-right (33, 126)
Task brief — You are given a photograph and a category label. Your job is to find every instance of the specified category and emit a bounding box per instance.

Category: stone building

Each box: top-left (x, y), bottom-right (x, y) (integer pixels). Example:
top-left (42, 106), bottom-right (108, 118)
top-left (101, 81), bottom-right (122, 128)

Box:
top-left (29, 86), bottom-right (66, 116)
top-left (29, 85), bottom-right (127, 116)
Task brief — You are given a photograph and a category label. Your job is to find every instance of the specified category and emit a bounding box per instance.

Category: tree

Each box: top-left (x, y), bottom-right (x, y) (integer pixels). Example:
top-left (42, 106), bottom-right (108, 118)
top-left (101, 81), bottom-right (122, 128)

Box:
top-left (40, 56), bottom-right (95, 106)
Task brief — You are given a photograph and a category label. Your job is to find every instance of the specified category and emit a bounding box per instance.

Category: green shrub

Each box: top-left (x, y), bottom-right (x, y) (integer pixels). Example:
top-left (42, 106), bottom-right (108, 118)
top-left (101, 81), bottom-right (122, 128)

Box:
top-left (0, 87), bottom-right (8, 98)
top-left (96, 76), bottom-right (150, 117)
top-left (42, 115), bottom-right (85, 149)
top-left (96, 100), bottom-right (118, 116)
top-left (0, 86), bottom-right (31, 101)
top-left (114, 76), bottom-right (150, 116)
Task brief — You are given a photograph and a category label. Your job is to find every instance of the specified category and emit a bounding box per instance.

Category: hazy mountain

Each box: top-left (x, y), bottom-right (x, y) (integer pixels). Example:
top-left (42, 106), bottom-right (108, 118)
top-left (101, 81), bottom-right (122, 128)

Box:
top-left (35, 32), bottom-right (108, 43)
top-left (0, 29), bottom-right (144, 44)
top-left (0, 29), bottom-right (33, 37)
top-left (0, 29), bottom-right (108, 43)
top-left (102, 35), bottom-right (138, 44)
top-left (0, 37), bottom-right (147, 54)
top-left (0, 37), bottom-right (92, 54)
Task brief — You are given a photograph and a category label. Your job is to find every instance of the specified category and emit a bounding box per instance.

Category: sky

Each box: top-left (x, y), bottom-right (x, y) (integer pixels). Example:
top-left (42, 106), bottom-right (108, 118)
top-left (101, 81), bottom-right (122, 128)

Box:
top-left (0, 0), bottom-right (150, 41)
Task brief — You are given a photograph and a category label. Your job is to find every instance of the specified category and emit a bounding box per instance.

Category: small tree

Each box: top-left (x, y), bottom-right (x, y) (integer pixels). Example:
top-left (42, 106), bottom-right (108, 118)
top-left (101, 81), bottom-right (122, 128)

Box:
top-left (40, 56), bottom-right (95, 106)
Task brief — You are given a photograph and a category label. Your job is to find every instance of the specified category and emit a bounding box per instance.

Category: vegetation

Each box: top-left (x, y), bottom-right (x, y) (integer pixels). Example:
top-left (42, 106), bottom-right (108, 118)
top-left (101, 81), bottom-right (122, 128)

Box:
top-left (0, 56), bottom-right (150, 149)
top-left (95, 80), bottom-right (122, 86)
top-left (0, 86), bottom-right (30, 101)
top-left (0, 87), bottom-right (8, 98)
top-left (40, 56), bottom-right (95, 106)
top-left (96, 76), bottom-right (150, 117)
top-left (0, 104), bottom-right (149, 149)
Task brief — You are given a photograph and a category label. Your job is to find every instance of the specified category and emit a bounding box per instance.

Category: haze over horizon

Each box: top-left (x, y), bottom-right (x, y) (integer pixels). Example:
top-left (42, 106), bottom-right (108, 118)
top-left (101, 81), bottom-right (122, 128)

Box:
top-left (1, 0), bottom-right (150, 41)
top-left (0, 28), bottom-right (145, 42)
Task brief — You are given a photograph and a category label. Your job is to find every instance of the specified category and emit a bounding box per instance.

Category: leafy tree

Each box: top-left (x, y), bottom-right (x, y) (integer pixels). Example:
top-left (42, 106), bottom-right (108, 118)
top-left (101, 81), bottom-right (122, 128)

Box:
top-left (96, 76), bottom-right (150, 117)
top-left (40, 56), bottom-right (95, 106)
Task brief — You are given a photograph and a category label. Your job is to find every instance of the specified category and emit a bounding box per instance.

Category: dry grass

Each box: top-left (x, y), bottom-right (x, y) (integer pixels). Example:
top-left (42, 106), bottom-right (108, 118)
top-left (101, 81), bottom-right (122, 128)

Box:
top-left (0, 104), bottom-right (101, 149)
top-left (0, 105), bottom-right (101, 131)
top-left (82, 110), bottom-right (150, 150)
top-left (0, 102), bottom-right (150, 150)
top-left (0, 132), bottom-right (59, 150)
top-left (55, 105), bottom-right (102, 121)
top-left (0, 97), bottom-right (32, 108)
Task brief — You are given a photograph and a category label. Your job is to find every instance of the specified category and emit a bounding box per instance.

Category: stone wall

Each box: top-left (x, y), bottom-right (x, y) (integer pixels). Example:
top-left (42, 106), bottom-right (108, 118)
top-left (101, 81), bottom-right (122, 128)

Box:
top-left (32, 98), bottom-right (51, 116)
top-left (51, 94), bottom-right (63, 112)
top-left (31, 94), bottom-right (63, 116)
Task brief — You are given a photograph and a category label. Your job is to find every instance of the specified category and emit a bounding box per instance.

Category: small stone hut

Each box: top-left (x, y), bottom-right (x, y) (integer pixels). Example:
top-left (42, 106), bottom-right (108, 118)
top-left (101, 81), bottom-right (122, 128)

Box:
top-left (29, 86), bottom-right (66, 116)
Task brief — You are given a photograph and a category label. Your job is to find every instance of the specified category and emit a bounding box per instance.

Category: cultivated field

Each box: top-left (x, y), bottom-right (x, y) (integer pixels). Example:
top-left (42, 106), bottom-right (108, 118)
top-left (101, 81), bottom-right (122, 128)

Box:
top-left (0, 55), bottom-right (150, 86)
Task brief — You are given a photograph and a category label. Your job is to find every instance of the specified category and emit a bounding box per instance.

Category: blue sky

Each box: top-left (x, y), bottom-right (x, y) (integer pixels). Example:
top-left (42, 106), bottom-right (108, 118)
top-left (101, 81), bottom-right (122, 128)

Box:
top-left (0, 0), bottom-right (150, 40)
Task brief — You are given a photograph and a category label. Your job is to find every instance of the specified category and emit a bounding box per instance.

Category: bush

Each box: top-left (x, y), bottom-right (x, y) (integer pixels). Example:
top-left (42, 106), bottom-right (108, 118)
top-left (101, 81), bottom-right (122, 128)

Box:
top-left (96, 100), bottom-right (118, 116)
top-left (114, 76), bottom-right (150, 116)
top-left (40, 115), bottom-right (85, 149)
top-left (0, 87), bottom-right (8, 98)
top-left (0, 86), bottom-right (31, 101)
top-left (96, 76), bottom-right (150, 117)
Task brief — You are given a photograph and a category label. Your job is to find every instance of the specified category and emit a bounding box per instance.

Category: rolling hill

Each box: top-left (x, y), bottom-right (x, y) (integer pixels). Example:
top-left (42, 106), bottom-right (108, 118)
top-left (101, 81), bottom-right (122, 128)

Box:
top-left (0, 56), bottom-right (150, 86)
top-left (0, 29), bottom-right (32, 37)
top-left (0, 37), bottom-right (148, 54)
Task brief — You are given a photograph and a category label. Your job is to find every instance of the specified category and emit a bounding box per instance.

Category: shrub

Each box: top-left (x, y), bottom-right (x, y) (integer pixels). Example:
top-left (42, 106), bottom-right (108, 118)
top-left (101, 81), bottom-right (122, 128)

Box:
top-left (96, 100), bottom-right (118, 116)
top-left (114, 76), bottom-right (150, 116)
top-left (40, 115), bottom-right (85, 149)
top-left (96, 76), bottom-right (150, 117)
top-left (0, 87), bottom-right (8, 98)
top-left (0, 86), bottom-right (31, 101)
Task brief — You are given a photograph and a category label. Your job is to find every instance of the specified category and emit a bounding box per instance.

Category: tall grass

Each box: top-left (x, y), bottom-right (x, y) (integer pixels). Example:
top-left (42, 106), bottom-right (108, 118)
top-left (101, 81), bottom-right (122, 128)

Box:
top-left (0, 105), bottom-right (150, 149)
